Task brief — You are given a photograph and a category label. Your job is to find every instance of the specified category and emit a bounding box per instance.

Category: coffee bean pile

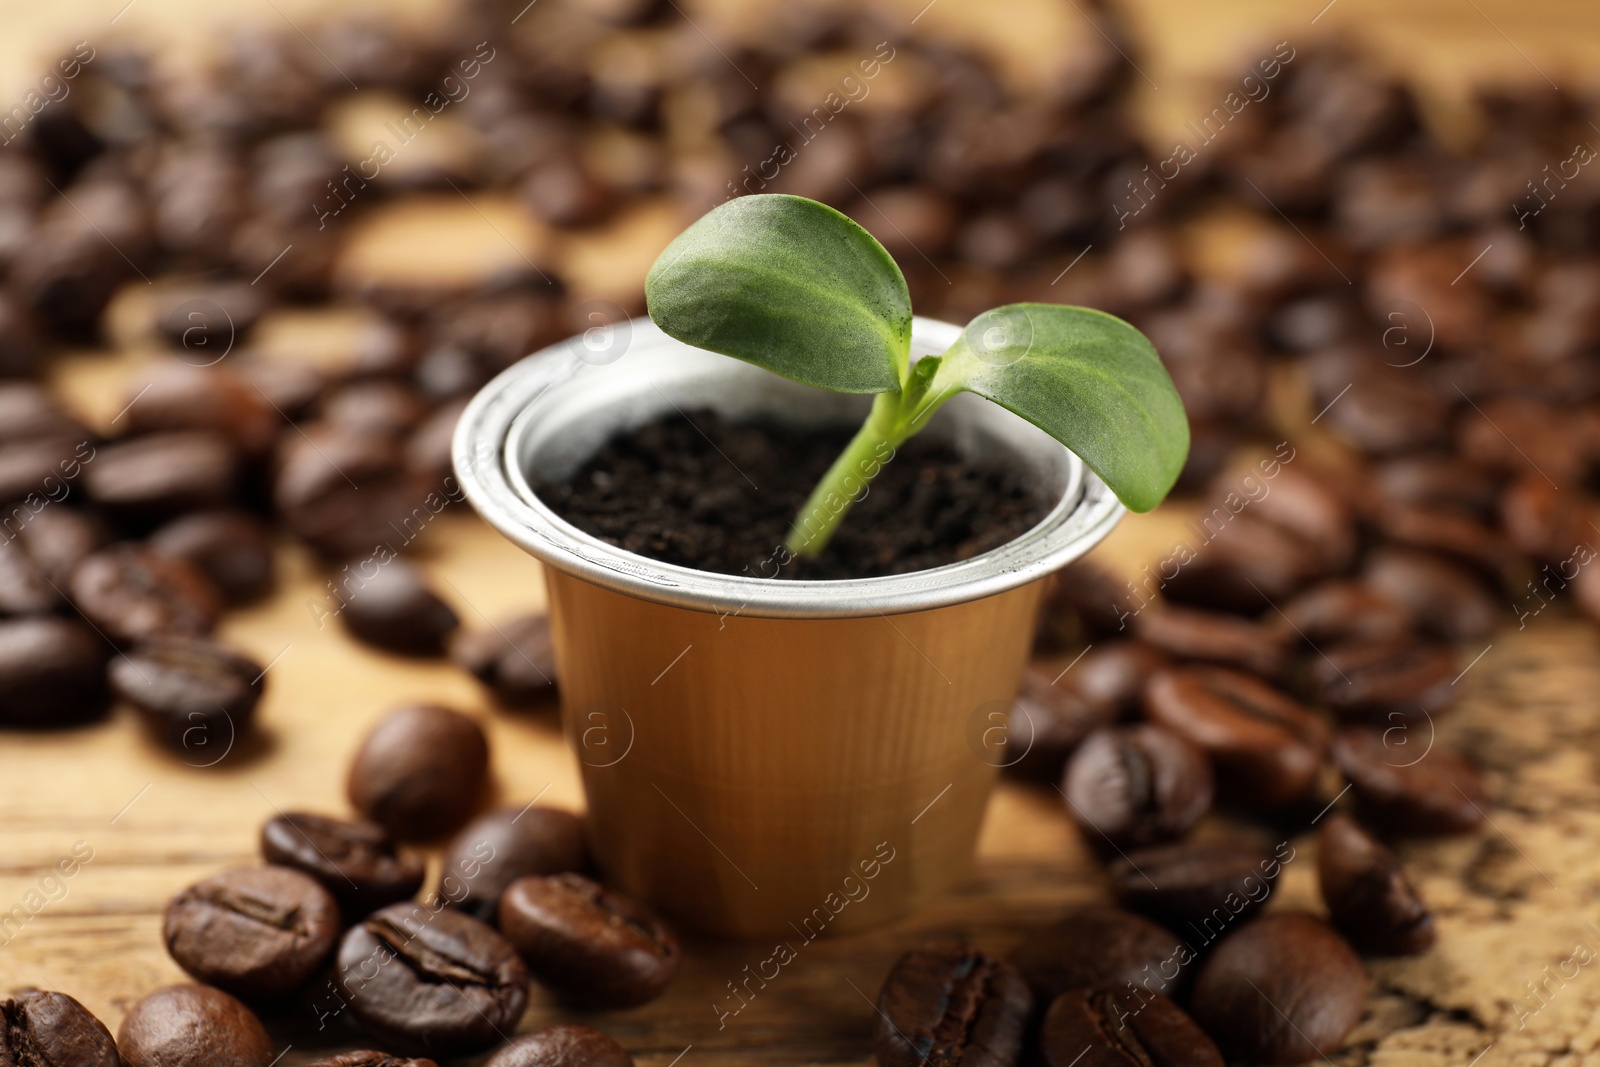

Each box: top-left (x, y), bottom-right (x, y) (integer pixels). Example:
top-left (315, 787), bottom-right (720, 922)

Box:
top-left (0, 0), bottom-right (1588, 1061)
top-left (1, 702), bottom-right (680, 1063)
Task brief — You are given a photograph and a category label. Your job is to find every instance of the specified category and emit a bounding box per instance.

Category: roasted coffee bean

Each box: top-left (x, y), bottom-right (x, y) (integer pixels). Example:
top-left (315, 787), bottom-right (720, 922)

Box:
top-left (121, 363), bottom-right (278, 460)
top-left (8, 505), bottom-right (104, 591)
top-left (1304, 636), bottom-right (1457, 722)
top-left (0, 382), bottom-right (87, 443)
top-left (339, 558), bottom-right (458, 656)
top-left (1071, 640), bottom-right (1169, 715)
top-left (1377, 504), bottom-right (1521, 593)
top-left (261, 811), bottom-right (425, 918)
top-left (164, 865), bottom-right (340, 999)
top-left (1040, 989), bottom-right (1223, 1067)
top-left (1333, 728), bottom-right (1487, 835)
top-left (1499, 475), bottom-right (1597, 564)
top-left (336, 902), bottom-right (528, 1055)
top-left (149, 510), bottom-right (276, 604)
top-left (117, 984), bottom-right (274, 1067)
top-left (1063, 725), bottom-right (1212, 850)
top-left (1362, 547), bottom-right (1498, 641)
top-left (404, 397), bottom-right (467, 489)
top-left (442, 806), bottom-right (588, 921)
top-left (1143, 667), bottom-right (1329, 807)
top-left (348, 704), bottom-right (488, 839)
top-left (0, 437), bottom-right (97, 506)
top-left (0, 617), bottom-right (109, 726)
top-left (1006, 664), bottom-right (1118, 778)
top-left (874, 946), bottom-right (1032, 1067)
top-left (110, 636), bottom-right (263, 755)
top-left (1318, 814), bottom-right (1434, 955)
top-left (306, 1054), bottom-right (438, 1067)
top-left (0, 535), bottom-right (61, 617)
top-left (1011, 906), bottom-right (1188, 1002)
top-left (1189, 914), bottom-right (1366, 1064)
top-left (1374, 454), bottom-right (1501, 517)
top-left (322, 380), bottom-right (428, 436)
top-left (1036, 560), bottom-right (1138, 645)
top-left (499, 873), bottom-right (680, 1007)
top-left (238, 358), bottom-right (324, 420)
top-left (83, 431), bottom-right (238, 522)
top-left (70, 545), bottom-right (222, 645)
top-left (1133, 605), bottom-right (1288, 677)
top-left (0, 989), bottom-right (120, 1067)
top-left (1273, 580), bottom-right (1412, 647)
top-left (451, 613), bottom-right (557, 706)
top-left (274, 424), bottom-right (430, 559)
top-left (151, 280), bottom-right (270, 352)
top-left (483, 1025), bottom-right (634, 1067)
top-left (1109, 843), bottom-right (1287, 930)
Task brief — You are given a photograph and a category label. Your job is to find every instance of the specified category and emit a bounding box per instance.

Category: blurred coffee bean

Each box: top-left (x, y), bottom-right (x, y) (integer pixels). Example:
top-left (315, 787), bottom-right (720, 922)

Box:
top-left (1375, 454), bottom-right (1502, 517)
top-left (0, 617), bottom-right (108, 726)
top-left (336, 903), bottom-right (528, 1055)
top-left (236, 358), bottom-right (325, 420)
top-left (0, 437), bottom-right (97, 507)
top-left (349, 316), bottom-right (420, 379)
top-left (1499, 476), bottom-right (1598, 565)
top-left (84, 431), bottom-right (239, 522)
top-left (1273, 580), bottom-right (1412, 647)
top-left (1063, 724), bottom-right (1212, 851)
top-left (70, 545), bottom-right (222, 645)
top-left (164, 865), bottom-right (340, 1000)
top-left (500, 873), bottom-right (681, 1007)
top-left (1189, 914), bottom-right (1366, 1065)
top-left (483, 1025), bottom-right (633, 1067)
top-left (149, 510), bottom-right (276, 604)
top-left (9, 506), bottom-right (104, 591)
top-left (316, 17), bottom-right (442, 92)
top-left (110, 636), bottom-right (263, 756)
top-left (0, 382), bottom-right (86, 443)
top-left (0, 534), bottom-right (58, 616)
top-left (347, 703), bottom-right (489, 840)
top-left (1378, 503), bottom-right (1522, 592)
top-left (1040, 989), bottom-right (1223, 1067)
top-left (15, 176), bottom-right (151, 339)
top-left (1335, 158), bottom-right (1450, 248)
top-left (0, 291), bottom-right (42, 378)
top-left (1109, 843), bottom-right (1285, 930)
top-left (1362, 547), bottom-right (1498, 641)
top-left (152, 280), bottom-right (270, 355)
top-left (1311, 357), bottom-right (1450, 456)
top-left (1144, 667), bottom-right (1329, 807)
top-left (405, 397), bottom-right (468, 488)
top-left (323, 380), bottom-right (429, 436)
top-left (1333, 728), bottom-right (1487, 835)
top-left (1317, 813), bottom-right (1434, 955)
top-left (442, 806), bottom-right (588, 921)
top-left (339, 558), bottom-right (458, 657)
top-left (1304, 637), bottom-right (1457, 722)
top-left (0, 990), bottom-right (120, 1067)
top-left (1266, 294), bottom-right (1361, 352)
top-left (520, 160), bottom-right (615, 227)
top-left (122, 362), bottom-right (278, 460)
top-left (956, 211), bottom-right (1036, 270)
top-left (846, 186), bottom-right (956, 261)
top-left (274, 423), bottom-right (430, 559)
top-left (232, 217), bottom-right (338, 299)
top-left (874, 946), bottom-right (1032, 1067)
top-left (1133, 605), bottom-right (1288, 677)
top-left (149, 143), bottom-right (245, 263)
top-left (117, 985), bottom-right (273, 1067)
top-left (1072, 640), bottom-right (1169, 714)
top-left (1011, 906), bottom-right (1188, 1002)
top-left (1005, 663), bottom-right (1118, 779)
top-left (451, 613), bottom-right (557, 706)
top-left (1035, 561), bottom-right (1137, 646)
top-left (1159, 515), bottom-right (1327, 614)
top-left (261, 811), bottom-right (425, 919)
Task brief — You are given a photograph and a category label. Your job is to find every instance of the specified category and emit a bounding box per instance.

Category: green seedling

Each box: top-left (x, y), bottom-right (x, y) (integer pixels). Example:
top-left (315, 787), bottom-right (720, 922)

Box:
top-left (644, 194), bottom-right (1190, 557)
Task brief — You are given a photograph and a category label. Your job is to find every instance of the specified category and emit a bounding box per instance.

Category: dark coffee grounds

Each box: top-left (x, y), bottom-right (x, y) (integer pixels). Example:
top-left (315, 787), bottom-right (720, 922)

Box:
top-left (537, 411), bottom-right (1053, 580)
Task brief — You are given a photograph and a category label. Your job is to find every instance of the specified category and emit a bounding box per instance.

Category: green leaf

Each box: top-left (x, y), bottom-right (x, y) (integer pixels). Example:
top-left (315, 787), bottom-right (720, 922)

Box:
top-left (932, 304), bottom-right (1190, 513)
top-left (645, 195), bottom-right (911, 394)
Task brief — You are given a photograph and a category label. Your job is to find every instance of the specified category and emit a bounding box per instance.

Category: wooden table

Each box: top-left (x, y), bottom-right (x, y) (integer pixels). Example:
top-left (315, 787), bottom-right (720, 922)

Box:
top-left (5, 0), bottom-right (1600, 1063)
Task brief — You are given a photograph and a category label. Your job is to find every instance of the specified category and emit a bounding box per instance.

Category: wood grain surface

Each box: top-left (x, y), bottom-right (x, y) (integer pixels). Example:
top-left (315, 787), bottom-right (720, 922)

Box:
top-left (2, 0), bottom-right (1599, 1064)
